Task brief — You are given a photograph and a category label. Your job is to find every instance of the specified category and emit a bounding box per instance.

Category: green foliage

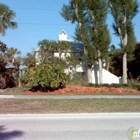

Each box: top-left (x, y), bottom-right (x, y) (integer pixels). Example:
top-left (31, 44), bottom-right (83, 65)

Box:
top-left (23, 52), bottom-right (36, 68)
top-left (37, 39), bottom-right (71, 62)
top-left (128, 42), bottom-right (140, 78)
top-left (126, 22), bottom-right (137, 61)
top-left (109, 49), bottom-right (123, 76)
top-left (109, 0), bottom-right (139, 83)
top-left (3, 68), bottom-right (16, 88)
top-left (37, 39), bottom-right (81, 73)
top-left (21, 61), bottom-right (68, 91)
top-left (60, 0), bottom-right (110, 84)
top-left (88, 82), bottom-right (140, 91)
top-left (60, 0), bottom-right (85, 24)
top-left (67, 72), bottom-right (87, 86)
top-left (0, 3), bottom-right (17, 36)
top-left (0, 41), bottom-right (20, 88)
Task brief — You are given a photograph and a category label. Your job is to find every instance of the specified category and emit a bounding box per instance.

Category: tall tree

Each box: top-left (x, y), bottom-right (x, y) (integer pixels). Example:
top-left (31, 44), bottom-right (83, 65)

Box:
top-left (104, 44), bottom-right (116, 71)
top-left (60, 0), bottom-right (110, 84)
top-left (22, 52), bottom-right (36, 69)
top-left (109, 0), bottom-right (138, 83)
top-left (38, 40), bottom-right (71, 61)
top-left (6, 47), bottom-right (21, 87)
top-left (38, 40), bottom-right (56, 61)
top-left (0, 3), bottom-right (17, 36)
top-left (57, 41), bottom-right (71, 59)
top-left (73, 19), bottom-right (97, 83)
top-left (0, 41), bottom-right (8, 70)
top-left (128, 43), bottom-right (140, 78)
top-left (109, 48), bottom-right (123, 77)
top-left (6, 47), bottom-right (21, 67)
top-left (86, 0), bottom-right (110, 84)
top-left (60, 0), bottom-right (93, 83)
top-left (60, 0), bottom-right (96, 83)
top-left (126, 22), bottom-right (137, 62)
top-left (0, 42), bottom-right (21, 88)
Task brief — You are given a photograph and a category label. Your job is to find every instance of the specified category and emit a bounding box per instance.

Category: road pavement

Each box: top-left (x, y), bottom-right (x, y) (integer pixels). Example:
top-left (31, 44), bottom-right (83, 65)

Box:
top-left (0, 113), bottom-right (140, 140)
top-left (0, 95), bottom-right (140, 99)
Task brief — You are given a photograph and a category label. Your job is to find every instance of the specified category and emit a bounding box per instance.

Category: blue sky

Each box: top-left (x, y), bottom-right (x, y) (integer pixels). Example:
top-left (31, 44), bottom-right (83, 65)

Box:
top-left (0, 0), bottom-right (140, 56)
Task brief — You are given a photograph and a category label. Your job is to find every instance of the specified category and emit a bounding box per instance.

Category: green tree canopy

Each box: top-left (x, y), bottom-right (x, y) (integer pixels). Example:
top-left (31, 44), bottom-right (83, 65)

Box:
top-left (0, 3), bottom-right (17, 36)
top-left (60, 0), bottom-right (110, 84)
top-left (109, 0), bottom-right (139, 83)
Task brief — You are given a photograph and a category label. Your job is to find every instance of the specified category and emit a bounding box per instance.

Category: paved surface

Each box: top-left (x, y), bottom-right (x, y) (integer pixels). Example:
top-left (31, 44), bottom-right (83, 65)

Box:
top-left (0, 113), bottom-right (140, 140)
top-left (0, 95), bottom-right (140, 99)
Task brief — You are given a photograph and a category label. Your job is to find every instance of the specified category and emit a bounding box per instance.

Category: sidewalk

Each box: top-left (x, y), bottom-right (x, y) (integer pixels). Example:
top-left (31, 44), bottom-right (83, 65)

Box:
top-left (0, 95), bottom-right (140, 99)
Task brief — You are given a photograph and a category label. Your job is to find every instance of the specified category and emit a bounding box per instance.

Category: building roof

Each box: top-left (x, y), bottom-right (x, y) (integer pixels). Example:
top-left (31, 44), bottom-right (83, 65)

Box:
top-left (59, 30), bottom-right (84, 52)
top-left (59, 30), bottom-right (67, 35)
top-left (68, 41), bottom-right (84, 52)
top-left (34, 30), bottom-right (84, 52)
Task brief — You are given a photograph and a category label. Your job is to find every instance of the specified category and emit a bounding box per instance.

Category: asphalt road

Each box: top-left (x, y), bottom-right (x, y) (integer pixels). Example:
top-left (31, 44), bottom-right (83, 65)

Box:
top-left (0, 113), bottom-right (140, 140)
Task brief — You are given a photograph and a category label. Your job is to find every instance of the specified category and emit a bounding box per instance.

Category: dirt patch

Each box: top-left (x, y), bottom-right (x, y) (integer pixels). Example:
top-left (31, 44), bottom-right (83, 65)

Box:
top-left (22, 85), bottom-right (140, 95)
top-left (0, 89), bottom-right (6, 93)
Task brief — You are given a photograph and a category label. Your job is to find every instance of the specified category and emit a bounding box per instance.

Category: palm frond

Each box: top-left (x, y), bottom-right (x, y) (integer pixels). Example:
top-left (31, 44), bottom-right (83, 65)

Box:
top-left (112, 23), bottom-right (119, 36)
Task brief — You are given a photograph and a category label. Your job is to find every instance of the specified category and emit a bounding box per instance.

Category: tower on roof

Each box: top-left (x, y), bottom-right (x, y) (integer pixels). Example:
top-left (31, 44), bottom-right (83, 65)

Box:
top-left (58, 30), bottom-right (67, 41)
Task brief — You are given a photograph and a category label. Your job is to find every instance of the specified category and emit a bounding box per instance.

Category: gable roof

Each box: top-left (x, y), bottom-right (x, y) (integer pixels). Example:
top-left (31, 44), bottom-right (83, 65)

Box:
top-left (59, 30), bottom-right (67, 35)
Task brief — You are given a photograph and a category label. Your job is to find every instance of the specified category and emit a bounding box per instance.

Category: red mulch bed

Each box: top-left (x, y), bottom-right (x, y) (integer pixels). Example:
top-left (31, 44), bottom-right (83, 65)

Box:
top-left (22, 85), bottom-right (140, 95)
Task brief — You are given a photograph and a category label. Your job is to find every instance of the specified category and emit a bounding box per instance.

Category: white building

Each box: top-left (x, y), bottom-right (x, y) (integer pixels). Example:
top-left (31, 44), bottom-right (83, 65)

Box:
top-left (35, 30), bottom-right (121, 84)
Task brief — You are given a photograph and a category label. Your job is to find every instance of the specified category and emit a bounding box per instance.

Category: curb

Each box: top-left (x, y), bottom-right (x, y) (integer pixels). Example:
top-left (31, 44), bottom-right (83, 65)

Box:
top-left (0, 95), bottom-right (140, 99)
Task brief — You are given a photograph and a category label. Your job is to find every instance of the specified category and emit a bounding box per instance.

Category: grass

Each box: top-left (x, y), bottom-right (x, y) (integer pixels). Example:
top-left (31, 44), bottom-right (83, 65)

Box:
top-left (0, 87), bottom-right (30, 95)
top-left (0, 99), bottom-right (140, 114)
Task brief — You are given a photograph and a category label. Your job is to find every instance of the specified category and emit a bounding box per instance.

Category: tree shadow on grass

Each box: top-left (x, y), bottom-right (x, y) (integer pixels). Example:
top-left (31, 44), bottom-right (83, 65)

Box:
top-left (0, 125), bottom-right (24, 140)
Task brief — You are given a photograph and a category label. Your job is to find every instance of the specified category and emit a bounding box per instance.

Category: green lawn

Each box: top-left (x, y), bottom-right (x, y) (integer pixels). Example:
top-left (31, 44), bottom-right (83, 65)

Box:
top-left (0, 99), bottom-right (140, 113)
top-left (0, 87), bottom-right (30, 95)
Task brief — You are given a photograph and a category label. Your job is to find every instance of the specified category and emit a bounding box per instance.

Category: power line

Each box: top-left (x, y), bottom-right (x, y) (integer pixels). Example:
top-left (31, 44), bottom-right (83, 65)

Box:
top-left (17, 22), bottom-right (140, 26)
top-left (18, 23), bottom-right (72, 25)
top-left (11, 4), bottom-right (140, 11)
top-left (11, 8), bottom-right (60, 11)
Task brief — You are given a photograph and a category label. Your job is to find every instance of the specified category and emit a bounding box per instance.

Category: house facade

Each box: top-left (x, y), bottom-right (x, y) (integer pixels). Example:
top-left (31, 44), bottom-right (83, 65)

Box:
top-left (35, 30), bottom-right (122, 84)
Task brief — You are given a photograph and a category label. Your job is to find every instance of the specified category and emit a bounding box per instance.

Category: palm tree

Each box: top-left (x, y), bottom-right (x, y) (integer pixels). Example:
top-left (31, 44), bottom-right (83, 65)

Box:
top-left (0, 3), bottom-right (17, 36)
top-left (38, 40), bottom-right (57, 61)
top-left (6, 47), bottom-right (21, 67)
top-left (5, 47), bottom-right (21, 87)
top-left (57, 41), bottom-right (71, 59)
top-left (22, 52), bottom-right (36, 68)
top-left (14, 56), bottom-right (22, 87)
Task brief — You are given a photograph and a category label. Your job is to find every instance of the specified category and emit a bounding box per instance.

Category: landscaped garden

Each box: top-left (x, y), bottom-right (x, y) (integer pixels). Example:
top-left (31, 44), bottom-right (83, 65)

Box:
top-left (21, 84), bottom-right (140, 95)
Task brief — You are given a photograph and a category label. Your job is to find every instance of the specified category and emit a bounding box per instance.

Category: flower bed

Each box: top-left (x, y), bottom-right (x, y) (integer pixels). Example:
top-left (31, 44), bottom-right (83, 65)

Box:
top-left (22, 85), bottom-right (140, 95)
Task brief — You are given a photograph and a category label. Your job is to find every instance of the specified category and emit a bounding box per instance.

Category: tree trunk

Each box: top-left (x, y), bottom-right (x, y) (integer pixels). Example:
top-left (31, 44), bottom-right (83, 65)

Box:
top-left (107, 61), bottom-right (110, 71)
top-left (18, 78), bottom-right (22, 88)
top-left (87, 66), bottom-right (92, 83)
top-left (123, 52), bottom-right (127, 84)
top-left (59, 50), bottom-right (62, 59)
top-left (98, 49), bottom-right (103, 84)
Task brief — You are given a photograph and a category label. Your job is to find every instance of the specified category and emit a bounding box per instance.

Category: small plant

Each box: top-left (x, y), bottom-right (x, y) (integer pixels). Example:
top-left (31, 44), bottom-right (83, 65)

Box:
top-left (67, 72), bottom-right (87, 86)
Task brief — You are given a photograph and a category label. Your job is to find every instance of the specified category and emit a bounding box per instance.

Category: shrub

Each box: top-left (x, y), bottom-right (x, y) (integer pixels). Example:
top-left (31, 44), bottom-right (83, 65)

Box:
top-left (67, 72), bottom-right (87, 86)
top-left (0, 77), bottom-right (6, 89)
top-left (87, 83), bottom-right (140, 91)
top-left (21, 61), bottom-right (67, 91)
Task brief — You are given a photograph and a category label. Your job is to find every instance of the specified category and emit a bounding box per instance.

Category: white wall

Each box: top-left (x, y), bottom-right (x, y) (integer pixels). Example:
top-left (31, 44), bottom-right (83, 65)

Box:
top-left (84, 65), bottom-right (120, 84)
top-left (76, 62), bottom-right (86, 72)
top-left (54, 52), bottom-right (71, 59)
top-left (58, 30), bottom-right (68, 41)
